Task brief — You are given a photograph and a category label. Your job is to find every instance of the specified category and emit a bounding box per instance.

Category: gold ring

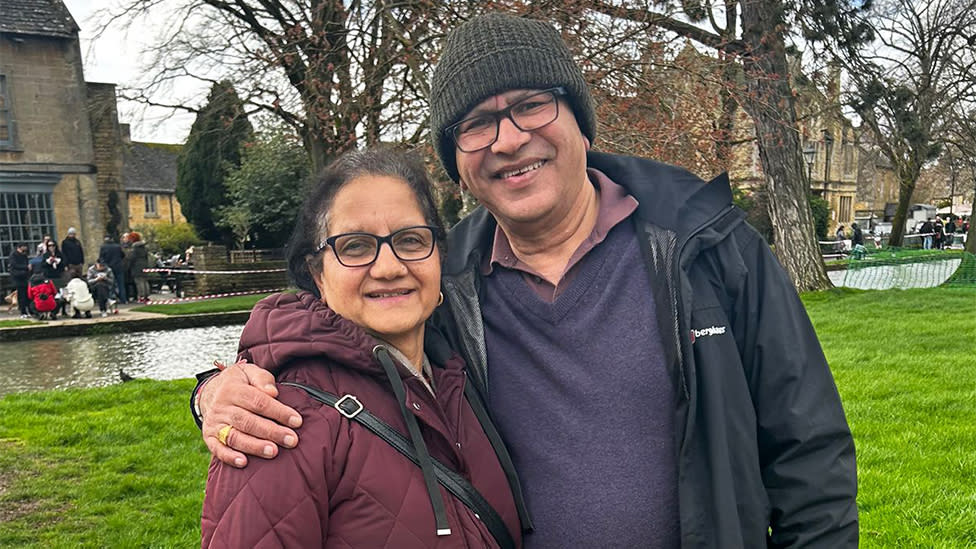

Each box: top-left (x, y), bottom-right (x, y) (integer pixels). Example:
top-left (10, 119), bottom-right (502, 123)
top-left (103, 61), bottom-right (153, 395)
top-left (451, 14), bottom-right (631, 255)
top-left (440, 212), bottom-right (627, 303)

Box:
top-left (217, 425), bottom-right (233, 446)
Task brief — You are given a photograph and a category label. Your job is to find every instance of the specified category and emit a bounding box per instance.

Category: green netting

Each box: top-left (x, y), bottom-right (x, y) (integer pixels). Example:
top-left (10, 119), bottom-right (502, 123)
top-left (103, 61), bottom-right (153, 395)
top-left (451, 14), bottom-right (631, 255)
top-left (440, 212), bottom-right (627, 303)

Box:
top-left (832, 249), bottom-right (976, 289)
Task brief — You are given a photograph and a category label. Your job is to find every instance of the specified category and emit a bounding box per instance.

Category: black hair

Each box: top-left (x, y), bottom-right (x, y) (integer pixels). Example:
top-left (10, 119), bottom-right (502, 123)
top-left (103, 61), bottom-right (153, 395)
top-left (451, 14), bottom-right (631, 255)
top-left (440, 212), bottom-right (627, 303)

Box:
top-left (286, 146), bottom-right (445, 297)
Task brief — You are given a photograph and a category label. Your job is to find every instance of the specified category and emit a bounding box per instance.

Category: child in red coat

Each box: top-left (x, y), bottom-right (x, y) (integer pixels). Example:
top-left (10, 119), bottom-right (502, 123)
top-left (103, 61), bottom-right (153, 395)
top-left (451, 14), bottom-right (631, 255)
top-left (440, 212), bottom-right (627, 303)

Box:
top-left (28, 274), bottom-right (58, 320)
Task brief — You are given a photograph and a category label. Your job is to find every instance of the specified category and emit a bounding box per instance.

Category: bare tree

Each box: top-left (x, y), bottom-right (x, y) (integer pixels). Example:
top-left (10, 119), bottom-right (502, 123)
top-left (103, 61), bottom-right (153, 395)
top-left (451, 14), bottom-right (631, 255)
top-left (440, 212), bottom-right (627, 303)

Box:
top-left (825, 0), bottom-right (976, 246)
top-left (944, 106), bottom-right (976, 254)
top-left (100, 0), bottom-right (452, 172)
top-left (581, 0), bottom-right (833, 291)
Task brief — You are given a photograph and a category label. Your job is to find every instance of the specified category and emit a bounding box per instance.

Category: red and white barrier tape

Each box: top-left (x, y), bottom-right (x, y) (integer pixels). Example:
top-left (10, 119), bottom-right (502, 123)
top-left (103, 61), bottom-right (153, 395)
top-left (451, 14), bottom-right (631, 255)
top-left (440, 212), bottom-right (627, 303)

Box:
top-left (143, 288), bottom-right (287, 305)
top-left (142, 267), bottom-right (286, 275)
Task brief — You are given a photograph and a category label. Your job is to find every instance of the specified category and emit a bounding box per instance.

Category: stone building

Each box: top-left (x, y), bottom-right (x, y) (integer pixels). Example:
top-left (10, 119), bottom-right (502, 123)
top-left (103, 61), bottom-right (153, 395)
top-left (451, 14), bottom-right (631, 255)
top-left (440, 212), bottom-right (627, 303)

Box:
top-left (0, 0), bottom-right (186, 292)
top-left (0, 0), bottom-right (101, 285)
top-left (640, 46), bottom-right (876, 235)
top-left (120, 125), bottom-right (186, 228)
top-left (750, 66), bottom-right (861, 233)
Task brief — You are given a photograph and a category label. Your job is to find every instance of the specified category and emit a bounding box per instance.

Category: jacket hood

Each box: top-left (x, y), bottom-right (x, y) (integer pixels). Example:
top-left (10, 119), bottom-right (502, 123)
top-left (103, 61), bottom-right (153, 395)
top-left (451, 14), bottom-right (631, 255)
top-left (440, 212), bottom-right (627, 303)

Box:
top-left (237, 291), bottom-right (385, 378)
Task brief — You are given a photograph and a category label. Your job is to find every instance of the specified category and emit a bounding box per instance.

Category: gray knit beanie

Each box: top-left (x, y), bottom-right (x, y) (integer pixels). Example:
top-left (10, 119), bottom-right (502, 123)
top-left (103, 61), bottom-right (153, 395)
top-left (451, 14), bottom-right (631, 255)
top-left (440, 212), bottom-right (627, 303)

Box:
top-left (430, 13), bottom-right (596, 182)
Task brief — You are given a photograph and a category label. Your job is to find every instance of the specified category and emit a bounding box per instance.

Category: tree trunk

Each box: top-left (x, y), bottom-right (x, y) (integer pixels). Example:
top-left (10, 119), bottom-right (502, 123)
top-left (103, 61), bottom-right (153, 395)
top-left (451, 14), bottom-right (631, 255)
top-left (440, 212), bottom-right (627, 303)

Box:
top-left (740, 0), bottom-right (831, 291)
top-left (302, 128), bottom-right (330, 175)
top-left (886, 163), bottom-right (921, 248)
top-left (966, 178), bottom-right (976, 254)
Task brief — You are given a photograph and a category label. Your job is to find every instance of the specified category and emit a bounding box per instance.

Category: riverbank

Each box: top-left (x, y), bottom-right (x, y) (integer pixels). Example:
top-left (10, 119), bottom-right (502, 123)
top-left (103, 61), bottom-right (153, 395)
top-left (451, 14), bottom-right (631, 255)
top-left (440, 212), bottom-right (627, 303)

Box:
top-left (0, 306), bottom-right (250, 342)
top-left (0, 292), bottom-right (268, 342)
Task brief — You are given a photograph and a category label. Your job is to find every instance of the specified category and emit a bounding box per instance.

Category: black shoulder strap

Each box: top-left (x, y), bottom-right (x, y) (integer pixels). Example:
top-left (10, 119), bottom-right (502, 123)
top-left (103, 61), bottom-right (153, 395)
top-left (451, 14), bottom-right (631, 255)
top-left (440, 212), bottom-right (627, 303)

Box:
top-left (280, 381), bottom-right (516, 549)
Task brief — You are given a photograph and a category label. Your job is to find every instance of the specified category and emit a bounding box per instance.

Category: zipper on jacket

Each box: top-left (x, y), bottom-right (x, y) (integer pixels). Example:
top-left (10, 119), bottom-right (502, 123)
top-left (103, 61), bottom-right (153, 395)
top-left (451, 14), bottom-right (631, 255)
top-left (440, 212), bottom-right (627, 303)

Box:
top-left (670, 204), bottom-right (740, 402)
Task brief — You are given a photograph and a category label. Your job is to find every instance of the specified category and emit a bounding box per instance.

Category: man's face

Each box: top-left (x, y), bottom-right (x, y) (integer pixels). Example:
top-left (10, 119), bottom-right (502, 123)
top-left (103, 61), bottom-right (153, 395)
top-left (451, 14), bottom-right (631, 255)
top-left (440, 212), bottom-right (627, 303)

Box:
top-left (454, 89), bottom-right (590, 230)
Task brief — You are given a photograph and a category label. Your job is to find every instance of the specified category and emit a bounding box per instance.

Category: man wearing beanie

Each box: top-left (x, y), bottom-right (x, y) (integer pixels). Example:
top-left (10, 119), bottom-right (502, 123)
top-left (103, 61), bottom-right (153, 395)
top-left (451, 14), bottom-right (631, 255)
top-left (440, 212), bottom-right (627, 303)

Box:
top-left (61, 227), bottom-right (85, 281)
top-left (193, 12), bottom-right (857, 548)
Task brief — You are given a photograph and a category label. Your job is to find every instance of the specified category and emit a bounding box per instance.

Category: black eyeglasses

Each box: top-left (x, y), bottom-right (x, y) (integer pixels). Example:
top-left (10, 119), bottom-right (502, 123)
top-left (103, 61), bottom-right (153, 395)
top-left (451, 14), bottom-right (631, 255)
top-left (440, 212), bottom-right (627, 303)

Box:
top-left (315, 225), bottom-right (439, 267)
top-left (445, 87), bottom-right (567, 152)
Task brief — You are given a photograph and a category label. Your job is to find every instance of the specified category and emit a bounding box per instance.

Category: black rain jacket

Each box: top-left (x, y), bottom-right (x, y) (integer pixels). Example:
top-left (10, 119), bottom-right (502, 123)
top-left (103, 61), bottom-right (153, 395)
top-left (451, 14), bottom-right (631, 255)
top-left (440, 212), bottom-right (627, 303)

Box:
top-left (434, 151), bottom-right (858, 548)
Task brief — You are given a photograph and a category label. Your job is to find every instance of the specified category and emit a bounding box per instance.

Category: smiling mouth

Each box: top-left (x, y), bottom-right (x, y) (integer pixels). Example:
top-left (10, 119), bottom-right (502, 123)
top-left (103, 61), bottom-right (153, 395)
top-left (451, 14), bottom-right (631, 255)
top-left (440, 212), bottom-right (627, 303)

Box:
top-left (366, 290), bottom-right (413, 298)
top-left (496, 160), bottom-right (545, 179)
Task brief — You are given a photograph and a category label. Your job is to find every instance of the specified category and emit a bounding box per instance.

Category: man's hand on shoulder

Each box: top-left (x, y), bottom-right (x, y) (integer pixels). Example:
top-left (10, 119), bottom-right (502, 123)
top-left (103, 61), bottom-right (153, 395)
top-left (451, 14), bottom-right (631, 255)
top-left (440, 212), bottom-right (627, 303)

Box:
top-left (200, 362), bottom-right (303, 468)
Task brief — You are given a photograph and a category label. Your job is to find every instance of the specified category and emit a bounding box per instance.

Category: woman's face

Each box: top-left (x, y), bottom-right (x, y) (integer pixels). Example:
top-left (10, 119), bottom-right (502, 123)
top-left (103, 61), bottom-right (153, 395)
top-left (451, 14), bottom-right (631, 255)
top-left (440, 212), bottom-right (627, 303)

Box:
top-left (313, 175), bottom-right (441, 348)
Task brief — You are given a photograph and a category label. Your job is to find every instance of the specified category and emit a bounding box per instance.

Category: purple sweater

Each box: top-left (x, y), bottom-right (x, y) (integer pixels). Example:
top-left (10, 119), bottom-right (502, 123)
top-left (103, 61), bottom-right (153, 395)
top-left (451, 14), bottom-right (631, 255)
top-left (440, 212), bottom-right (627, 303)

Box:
top-left (482, 219), bottom-right (679, 548)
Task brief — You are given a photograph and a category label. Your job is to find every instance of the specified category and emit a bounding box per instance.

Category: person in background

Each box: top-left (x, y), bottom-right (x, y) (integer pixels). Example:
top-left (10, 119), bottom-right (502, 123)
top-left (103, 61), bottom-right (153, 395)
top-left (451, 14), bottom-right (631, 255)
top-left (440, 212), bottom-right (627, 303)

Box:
top-left (193, 12), bottom-right (857, 547)
top-left (127, 232), bottom-right (151, 303)
top-left (7, 243), bottom-right (31, 318)
top-left (850, 222), bottom-right (863, 246)
top-left (87, 260), bottom-right (116, 318)
top-left (919, 218), bottom-right (934, 249)
top-left (835, 224), bottom-right (847, 253)
top-left (27, 273), bottom-right (58, 320)
top-left (201, 147), bottom-right (524, 548)
top-left (28, 249), bottom-right (46, 277)
top-left (64, 272), bottom-right (95, 319)
top-left (933, 217), bottom-right (945, 250)
top-left (850, 222), bottom-right (866, 259)
top-left (36, 235), bottom-right (52, 257)
top-left (121, 233), bottom-right (138, 302)
top-left (98, 236), bottom-right (127, 304)
top-left (61, 227), bottom-right (85, 281)
top-left (42, 241), bottom-right (66, 289)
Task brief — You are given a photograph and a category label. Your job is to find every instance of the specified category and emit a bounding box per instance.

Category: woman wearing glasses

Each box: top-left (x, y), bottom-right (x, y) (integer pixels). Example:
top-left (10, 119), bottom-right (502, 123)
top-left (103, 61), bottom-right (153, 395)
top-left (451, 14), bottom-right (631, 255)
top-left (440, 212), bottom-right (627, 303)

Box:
top-left (201, 147), bottom-right (524, 548)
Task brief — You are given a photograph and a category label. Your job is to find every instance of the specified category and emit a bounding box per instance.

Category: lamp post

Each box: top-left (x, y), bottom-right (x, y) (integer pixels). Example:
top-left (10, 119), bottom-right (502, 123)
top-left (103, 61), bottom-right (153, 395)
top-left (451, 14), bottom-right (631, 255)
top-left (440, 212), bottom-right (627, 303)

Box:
top-left (822, 129), bottom-right (834, 195)
top-left (803, 144), bottom-right (816, 186)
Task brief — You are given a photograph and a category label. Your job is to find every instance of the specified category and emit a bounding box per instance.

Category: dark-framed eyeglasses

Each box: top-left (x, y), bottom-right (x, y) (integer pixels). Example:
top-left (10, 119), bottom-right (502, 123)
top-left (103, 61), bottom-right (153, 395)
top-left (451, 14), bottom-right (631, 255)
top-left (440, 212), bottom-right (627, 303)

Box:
top-left (315, 225), bottom-right (439, 268)
top-left (445, 87), bottom-right (568, 153)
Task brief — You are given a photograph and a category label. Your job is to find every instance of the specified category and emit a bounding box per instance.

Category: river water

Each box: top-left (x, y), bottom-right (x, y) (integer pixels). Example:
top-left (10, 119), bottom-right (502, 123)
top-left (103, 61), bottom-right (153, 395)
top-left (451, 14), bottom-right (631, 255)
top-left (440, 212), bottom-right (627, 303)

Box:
top-left (0, 324), bottom-right (244, 397)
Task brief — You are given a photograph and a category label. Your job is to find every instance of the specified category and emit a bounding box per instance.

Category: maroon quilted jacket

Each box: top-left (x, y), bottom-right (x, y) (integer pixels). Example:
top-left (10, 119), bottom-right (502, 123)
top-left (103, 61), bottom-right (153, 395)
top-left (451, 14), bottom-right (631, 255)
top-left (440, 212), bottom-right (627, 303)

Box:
top-left (201, 292), bottom-right (523, 548)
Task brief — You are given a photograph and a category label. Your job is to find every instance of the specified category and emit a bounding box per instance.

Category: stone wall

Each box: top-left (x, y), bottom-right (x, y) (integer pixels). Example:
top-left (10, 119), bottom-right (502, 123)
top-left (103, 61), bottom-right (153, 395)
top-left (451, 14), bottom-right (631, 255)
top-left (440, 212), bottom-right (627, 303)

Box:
top-left (0, 33), bottom-right (102, 265)
top-left (186, 244), bottom-right (289, 297)
top-left (86, 82), bottom-right (126, 237)
top-left (0, 34), bottom-right (94, 164)
top-left (52, 172), bottom-right (102, 259)
top-left (128, 192), bottom-right (186, 227)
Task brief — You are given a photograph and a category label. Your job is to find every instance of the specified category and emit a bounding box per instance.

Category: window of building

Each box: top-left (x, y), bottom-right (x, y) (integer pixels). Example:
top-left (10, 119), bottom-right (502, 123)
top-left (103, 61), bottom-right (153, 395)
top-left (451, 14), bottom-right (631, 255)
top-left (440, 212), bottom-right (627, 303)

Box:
top-left (144, 193), bottom-right (158, 216)
top-left (839, 195), bottom-right (853, 224)
top-left (0, 74), bottom-right (15, 147)
top-left (0, 192), bottom-right (55, 276)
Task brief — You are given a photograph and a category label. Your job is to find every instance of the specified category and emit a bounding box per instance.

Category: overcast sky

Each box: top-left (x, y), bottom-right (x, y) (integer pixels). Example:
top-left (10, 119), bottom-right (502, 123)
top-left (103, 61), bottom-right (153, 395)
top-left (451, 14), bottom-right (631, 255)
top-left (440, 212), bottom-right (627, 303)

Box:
top-left (62, 0), bottom-right (197, 144)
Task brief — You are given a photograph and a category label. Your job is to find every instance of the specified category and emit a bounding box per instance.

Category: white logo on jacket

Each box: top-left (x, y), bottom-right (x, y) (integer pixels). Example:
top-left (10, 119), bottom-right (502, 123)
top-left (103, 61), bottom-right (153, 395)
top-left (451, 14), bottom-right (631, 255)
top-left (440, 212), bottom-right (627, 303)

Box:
top-left (690, 325), bottom-right (727, 343)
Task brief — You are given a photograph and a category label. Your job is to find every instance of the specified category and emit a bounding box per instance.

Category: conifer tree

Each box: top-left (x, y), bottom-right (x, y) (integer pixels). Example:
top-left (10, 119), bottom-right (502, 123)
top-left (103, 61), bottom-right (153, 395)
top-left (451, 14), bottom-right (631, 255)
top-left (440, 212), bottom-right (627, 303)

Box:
top-left (176, 81), bottom-right (253, 243)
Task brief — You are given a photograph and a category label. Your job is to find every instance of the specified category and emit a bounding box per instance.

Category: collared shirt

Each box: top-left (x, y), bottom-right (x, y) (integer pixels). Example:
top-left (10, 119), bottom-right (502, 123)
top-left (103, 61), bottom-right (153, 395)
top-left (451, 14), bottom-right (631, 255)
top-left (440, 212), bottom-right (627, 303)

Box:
top-left (484, 168), bottom-right (638, 302)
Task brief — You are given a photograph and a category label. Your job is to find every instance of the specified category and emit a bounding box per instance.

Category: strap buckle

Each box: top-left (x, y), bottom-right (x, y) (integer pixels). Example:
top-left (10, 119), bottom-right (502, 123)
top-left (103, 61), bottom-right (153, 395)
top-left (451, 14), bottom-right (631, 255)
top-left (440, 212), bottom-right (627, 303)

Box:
top-left (334, 394), bottom-right (364, 419)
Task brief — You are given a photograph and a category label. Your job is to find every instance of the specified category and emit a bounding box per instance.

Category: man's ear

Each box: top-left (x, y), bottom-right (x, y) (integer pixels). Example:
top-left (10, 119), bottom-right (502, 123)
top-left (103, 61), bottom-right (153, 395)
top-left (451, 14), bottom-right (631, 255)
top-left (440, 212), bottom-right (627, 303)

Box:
top-left (459, 179), bottom-right (468, 192)
top-left (583, 136), bottom-right (591, 150)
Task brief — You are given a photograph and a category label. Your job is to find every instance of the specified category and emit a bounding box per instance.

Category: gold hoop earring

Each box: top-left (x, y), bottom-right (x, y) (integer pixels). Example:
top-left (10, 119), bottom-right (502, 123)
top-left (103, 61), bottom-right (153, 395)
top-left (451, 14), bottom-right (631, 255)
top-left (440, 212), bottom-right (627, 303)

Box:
top-left (437, 292), bottom-right (444, 306)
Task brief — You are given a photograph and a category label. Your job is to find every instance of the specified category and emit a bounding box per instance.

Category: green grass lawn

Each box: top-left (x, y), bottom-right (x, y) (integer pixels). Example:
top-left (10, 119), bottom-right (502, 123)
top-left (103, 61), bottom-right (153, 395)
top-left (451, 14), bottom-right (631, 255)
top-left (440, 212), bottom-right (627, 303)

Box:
top-left (0, 287), bottom-right (973, 546)
top-left (131, 292), bottom-right (276, 315)
top-left (0, 379), bottom-right (208, 548)
top-left (802, 287), bottom-right (976, 547)
top-left (0, 319), bottom-right (41, 328)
